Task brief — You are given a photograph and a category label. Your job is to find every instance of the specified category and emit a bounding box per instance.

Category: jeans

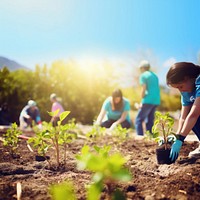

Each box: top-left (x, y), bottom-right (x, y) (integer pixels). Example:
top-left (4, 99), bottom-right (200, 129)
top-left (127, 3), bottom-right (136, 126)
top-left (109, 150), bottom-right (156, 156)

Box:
top-left (135, 104), bottom-right (157, 136)
top-left (101, 119), bottom-right (131, 129)
top-left (192, 116), bottom-right (200, 140)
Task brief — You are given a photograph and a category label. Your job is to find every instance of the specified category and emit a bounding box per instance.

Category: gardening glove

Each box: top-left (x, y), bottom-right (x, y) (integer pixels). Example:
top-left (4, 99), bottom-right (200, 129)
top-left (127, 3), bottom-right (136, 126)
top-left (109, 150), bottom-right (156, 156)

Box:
top-left (169, 140), bottom-right (183, 162)
top-left (109, 123), bottom-right (117, 131)
top-left (37, 123), bottom-right (42, 130)
top-left (167, 135), bottom-right (176, 144)
top-left (93, 120), bottom-right (100, 126)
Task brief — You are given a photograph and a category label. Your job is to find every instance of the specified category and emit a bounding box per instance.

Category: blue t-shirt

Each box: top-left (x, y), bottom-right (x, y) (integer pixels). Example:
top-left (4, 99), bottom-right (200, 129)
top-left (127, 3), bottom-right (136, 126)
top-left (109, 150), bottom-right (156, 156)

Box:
top-left (140, 71), bottom-right (160, 105)
top-left (102, 97), bottom-right (131, 123)
top-left (181, 75), bottom-right (200, 106)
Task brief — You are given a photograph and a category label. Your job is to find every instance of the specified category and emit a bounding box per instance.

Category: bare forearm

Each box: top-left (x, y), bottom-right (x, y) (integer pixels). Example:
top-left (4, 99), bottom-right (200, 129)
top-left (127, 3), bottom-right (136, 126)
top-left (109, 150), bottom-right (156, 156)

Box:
top-left (179, 114), bottom-right (197, 137)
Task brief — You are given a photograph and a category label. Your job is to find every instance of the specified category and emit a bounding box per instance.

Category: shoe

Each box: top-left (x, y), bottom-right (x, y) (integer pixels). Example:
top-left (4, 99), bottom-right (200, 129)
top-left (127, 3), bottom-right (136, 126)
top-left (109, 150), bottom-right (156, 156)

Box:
top-left (188, 144), bottom-right (200, 158)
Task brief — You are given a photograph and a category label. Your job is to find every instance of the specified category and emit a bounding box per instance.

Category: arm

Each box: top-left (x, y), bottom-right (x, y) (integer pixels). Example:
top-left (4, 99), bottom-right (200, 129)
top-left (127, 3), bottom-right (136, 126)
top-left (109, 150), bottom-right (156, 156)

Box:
top-left (178, 97), bottom-right (200, 137)
top-left (21, 106), bottom-right (31, 119)
top-left (35, 108), bottom-right (42, 124)
top-left (96, 108), bottom-right (106, 125)
top-left (170, 98), bottom-right (200, 162)
top-left (114, 111), bottom-right (128, 125)
top-left (176, 105), bottom-right (191, 135)
top-left (109, 111), bottom-right (128, 130)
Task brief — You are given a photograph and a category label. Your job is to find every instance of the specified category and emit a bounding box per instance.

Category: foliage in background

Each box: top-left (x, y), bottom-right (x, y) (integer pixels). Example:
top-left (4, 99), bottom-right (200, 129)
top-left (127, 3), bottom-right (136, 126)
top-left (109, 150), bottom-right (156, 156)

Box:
top-left (0, 59), bottom-right (181, 125)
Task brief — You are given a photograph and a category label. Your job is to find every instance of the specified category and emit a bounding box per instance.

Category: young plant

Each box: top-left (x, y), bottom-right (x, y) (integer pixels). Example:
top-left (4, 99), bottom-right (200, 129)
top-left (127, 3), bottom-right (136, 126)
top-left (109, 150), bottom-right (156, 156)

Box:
top-left (49, 181), bottom-right (77, 200)
top-left (28, 110), bottom-right (75, 168)
top-left (86, 124), bottom-right (106, 141)
top-left (112, 124), bottom-right (130, 144)
top-left (76, 145), bottom-right (132, 200)
top-left (28, 128), bottom-right (52, 166)
top-left (3, 123), bottom-right (22, 156)
top-left (59, 119), bottom-right (77, 166)
top-left (44, 110), bottom-right (70, 167)
top-left (147, 111), bottom-right (175, 149)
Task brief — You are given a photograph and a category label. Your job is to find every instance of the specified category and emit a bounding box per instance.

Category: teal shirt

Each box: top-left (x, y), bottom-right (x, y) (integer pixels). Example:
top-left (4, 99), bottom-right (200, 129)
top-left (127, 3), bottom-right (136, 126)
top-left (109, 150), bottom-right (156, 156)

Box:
top-left (181, 75), bottom-right (200, 106)
top-left (140, 71), bottom-right (160, 105)
top-left (102, 97), bottom-right (131, 123)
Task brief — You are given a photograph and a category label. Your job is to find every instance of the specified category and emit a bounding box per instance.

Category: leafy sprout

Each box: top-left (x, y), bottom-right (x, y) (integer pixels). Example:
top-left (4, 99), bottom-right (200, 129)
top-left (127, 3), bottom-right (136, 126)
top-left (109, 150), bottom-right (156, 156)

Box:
top-left (147, 111), bottom-right (176, 149)
top-left (76, 145), bottom-right (132, 200)
top-left (3, 123), bottom-right (22, 156)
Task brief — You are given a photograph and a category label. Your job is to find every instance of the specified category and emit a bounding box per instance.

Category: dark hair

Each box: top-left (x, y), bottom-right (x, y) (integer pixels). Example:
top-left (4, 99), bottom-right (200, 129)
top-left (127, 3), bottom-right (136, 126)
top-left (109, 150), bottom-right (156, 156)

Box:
top-left (111, 89), bottom-right (123, 111)
top-left (166, 62), bottom-right (200, 85)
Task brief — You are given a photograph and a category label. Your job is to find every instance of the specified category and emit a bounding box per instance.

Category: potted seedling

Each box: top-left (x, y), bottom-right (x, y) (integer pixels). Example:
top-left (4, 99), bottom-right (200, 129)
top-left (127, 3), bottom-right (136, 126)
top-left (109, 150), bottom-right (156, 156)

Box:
top-left (147, 111), bottom-right (176, 164)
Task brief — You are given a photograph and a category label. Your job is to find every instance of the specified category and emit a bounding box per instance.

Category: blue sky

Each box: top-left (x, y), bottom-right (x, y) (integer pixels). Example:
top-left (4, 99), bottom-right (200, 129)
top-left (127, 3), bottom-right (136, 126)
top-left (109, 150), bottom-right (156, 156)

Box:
top-left (1, 0), bottom-right (200, 85)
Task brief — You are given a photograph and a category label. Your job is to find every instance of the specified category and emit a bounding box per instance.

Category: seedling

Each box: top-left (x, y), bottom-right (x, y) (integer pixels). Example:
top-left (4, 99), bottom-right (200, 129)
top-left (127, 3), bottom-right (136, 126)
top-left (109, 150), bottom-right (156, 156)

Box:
top-left (76, 145), bottom-right (132, 200)
top-left (29, 110), bottom-right (77, 168)
top-left (86, 124), bottom-right (106, 141)
top-left (28, 128), bottom-right (52, 166)
top-left (59, 119), bottom-right (77, 166)
top-left (146, 111), bottom-right (176, 150)
top-left (49, 181), bottom-right (77, 200)
top-left (112, 124), bottom-right (130, 144)
top-left (3, 123), bottom-right (22, 156)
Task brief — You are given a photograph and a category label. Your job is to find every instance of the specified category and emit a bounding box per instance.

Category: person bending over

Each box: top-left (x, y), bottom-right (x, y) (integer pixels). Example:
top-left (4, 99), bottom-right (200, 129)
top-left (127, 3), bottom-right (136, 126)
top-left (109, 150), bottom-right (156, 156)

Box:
top-left (19, 100), bottom-right (42, 130)
top-left (95, 89), bottom-right (131, 130)
top-left (166, 62), bottom-right (200, 161)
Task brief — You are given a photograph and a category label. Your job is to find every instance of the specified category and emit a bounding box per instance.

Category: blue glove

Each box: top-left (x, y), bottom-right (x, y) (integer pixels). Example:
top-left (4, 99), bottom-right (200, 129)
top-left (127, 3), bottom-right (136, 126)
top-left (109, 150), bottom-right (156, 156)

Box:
top-left (169, 140), bottom-right (183, 162)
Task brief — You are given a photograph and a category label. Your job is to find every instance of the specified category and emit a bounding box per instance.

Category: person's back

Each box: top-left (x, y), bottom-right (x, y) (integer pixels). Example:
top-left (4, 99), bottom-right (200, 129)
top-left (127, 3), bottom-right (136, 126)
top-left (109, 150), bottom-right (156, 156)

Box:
top-left (140, 70), bottom-right (160, 105)
top-left (50, 93), bottom-right (65, 126)
top-left (52, 101), bottom-right (64, 116)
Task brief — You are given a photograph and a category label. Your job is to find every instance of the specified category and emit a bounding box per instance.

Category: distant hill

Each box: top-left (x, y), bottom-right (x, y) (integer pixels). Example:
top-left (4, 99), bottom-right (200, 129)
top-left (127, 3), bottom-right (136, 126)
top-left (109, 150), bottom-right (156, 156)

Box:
top-left (0, 56), bottom-right (29, 71)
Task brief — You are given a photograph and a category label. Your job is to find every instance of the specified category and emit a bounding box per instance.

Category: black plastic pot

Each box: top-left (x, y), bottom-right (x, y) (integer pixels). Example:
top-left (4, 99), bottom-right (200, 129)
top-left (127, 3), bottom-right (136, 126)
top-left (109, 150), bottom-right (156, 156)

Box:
top-left (35, 155), bottom-right (50, 162)
top-left (156, 148), bottom-right (174, 165)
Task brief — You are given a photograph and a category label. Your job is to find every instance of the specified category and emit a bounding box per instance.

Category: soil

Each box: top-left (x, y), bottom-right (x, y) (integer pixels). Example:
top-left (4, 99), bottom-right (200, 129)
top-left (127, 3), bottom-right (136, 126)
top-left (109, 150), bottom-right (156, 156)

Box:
top-left (1, 127), bottom-right (200, 200)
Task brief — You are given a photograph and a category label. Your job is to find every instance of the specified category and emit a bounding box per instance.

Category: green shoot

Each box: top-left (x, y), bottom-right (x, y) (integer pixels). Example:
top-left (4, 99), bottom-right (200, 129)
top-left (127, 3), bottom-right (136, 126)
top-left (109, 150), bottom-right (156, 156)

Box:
top-left (28, 128), bottom-right (52, 166)
top-left (149, 111), bottom-right (175, 149)
top-left (112, 125), bottom-right (130, 144)
top-left (49, 181), bottom-right (77, 200)
top-left (29, 110), bottom-right (77, 168)
top-left (76, 145), bottom-right (132, 200)
top-left (3, 123), bottom-right (22, 156)
top-left (86, 124), bottom-right (106, 141)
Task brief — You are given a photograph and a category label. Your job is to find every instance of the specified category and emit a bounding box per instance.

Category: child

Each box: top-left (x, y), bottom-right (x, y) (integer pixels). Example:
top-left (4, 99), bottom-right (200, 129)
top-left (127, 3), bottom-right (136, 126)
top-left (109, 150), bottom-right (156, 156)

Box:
top-left (166, 62), bottom-right (200, 162)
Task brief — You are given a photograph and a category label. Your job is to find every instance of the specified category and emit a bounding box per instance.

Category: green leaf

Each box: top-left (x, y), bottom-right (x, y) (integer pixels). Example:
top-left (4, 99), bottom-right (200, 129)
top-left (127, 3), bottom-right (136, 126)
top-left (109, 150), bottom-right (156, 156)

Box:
top-left (50, 182), bottom-right (76, 200)
top-left (60, 111), bottom-right (70, 122)
top-left (112, 169), bottom-right (132, 182)
top-left (87, 183), bottom-right (102, 200)
top-left (47, 109), bottom-right (60, 117)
